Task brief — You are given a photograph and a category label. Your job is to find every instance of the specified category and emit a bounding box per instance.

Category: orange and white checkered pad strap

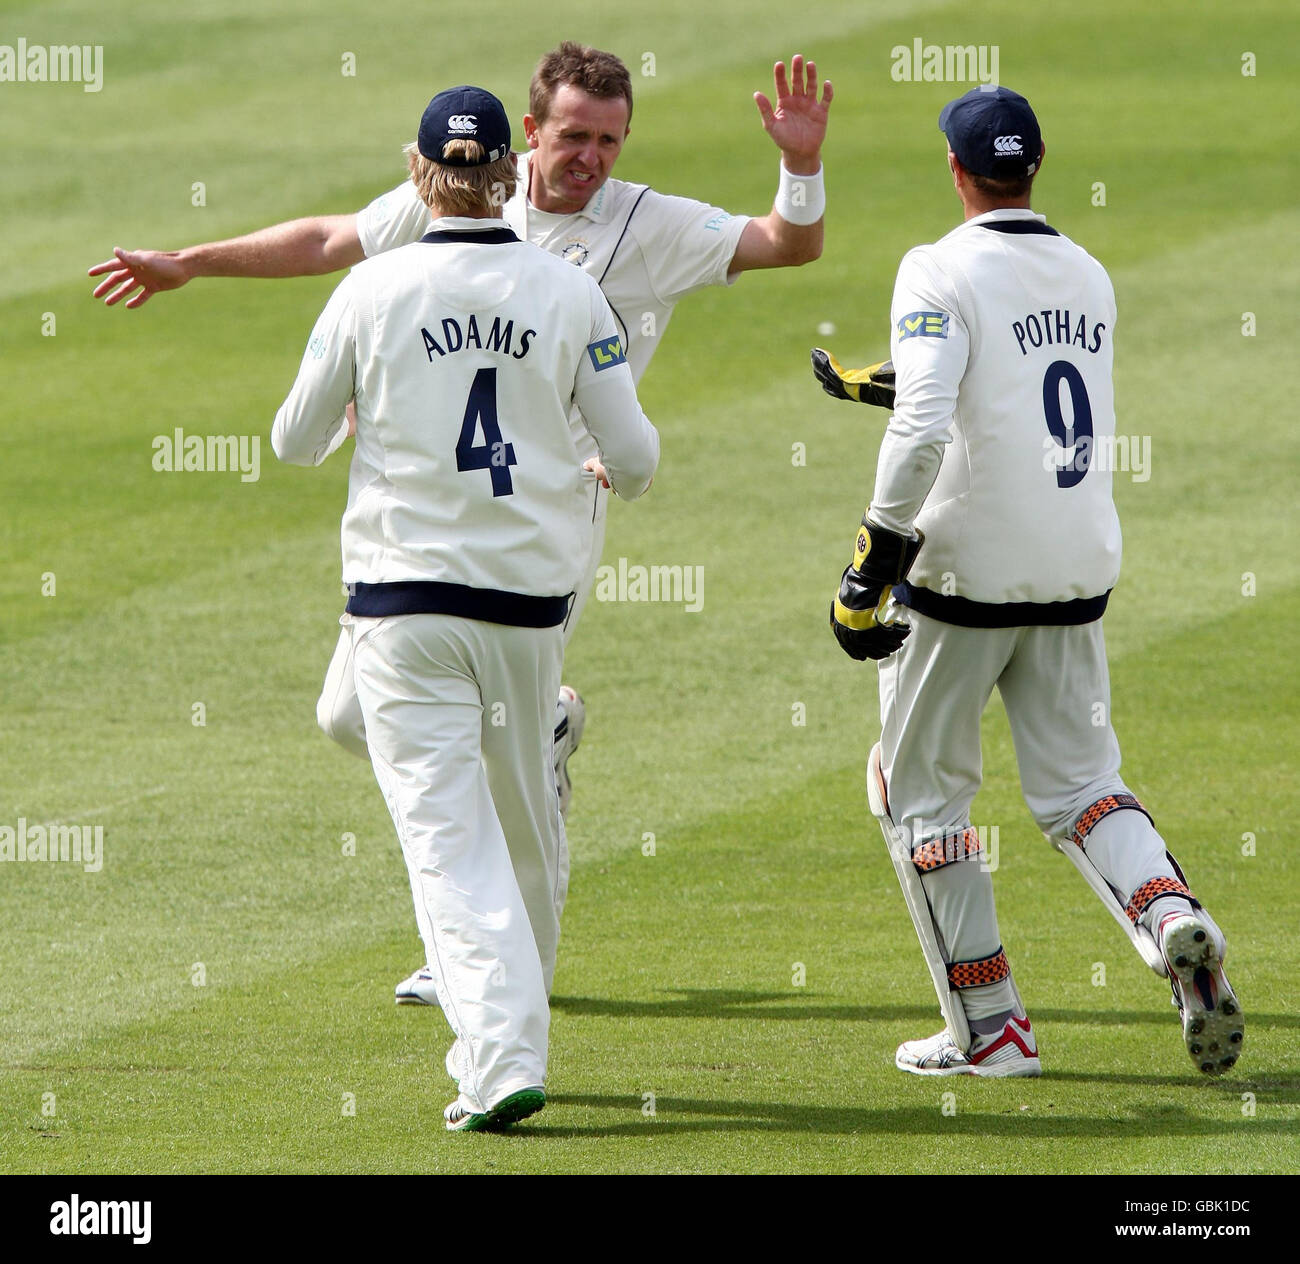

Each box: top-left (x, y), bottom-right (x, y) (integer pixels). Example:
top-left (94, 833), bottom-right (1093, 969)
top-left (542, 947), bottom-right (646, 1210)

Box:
top-left (947, 947), bottom-right (1010, 989)
top-left (1071, 793), bottom-right (1152, 847)
top-left (912, 827), bottom-right (983, 872)
top-left (1125, 875), bottom-right (1194, 924)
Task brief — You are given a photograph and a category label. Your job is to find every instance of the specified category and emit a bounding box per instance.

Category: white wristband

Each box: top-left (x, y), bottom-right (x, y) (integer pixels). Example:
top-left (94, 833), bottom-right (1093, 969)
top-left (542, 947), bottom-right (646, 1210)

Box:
top-left (774, 161), bottom-right (825, 226)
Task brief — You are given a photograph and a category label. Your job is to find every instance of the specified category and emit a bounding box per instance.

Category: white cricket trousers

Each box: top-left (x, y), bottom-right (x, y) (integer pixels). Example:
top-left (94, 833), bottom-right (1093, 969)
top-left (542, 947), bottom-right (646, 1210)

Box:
top-left (878, 610), bottom-right (1183, 1021)
top-left (318, 482), bottom-right (607, 759)
top-left (351, 612), bottom-right (565, 1113)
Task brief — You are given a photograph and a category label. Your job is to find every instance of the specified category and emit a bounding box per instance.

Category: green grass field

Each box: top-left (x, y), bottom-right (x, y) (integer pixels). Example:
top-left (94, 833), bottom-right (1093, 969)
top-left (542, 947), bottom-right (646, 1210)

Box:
top-left (2, 0), bottom-right (1297, 1174)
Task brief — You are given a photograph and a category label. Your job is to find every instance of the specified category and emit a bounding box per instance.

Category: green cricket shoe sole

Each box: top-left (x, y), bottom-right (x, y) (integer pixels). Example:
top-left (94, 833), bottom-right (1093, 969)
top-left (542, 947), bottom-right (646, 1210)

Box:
top-left (444, 1087), bottom-right (546, 1132)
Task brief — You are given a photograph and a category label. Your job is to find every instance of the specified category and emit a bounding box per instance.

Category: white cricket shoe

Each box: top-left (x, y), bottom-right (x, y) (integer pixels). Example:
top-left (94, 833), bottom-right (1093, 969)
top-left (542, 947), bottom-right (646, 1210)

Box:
top-left (554, 685), bottom-right (585, 820)
top-left (896, 1015), bottom-right (1041, 1078)
top-left (394, 965), bottom-right (439, 1006)
top-left (1160, 912), bottom-right (1243, 1075)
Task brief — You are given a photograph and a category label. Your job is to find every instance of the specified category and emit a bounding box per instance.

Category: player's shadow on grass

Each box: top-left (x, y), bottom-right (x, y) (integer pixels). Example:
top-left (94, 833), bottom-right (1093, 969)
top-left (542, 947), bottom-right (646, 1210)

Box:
top-left (551, 989), bottom-right (1300, 1031)
top-left (539, 1092), bottom-right (1300, 1140)
top-left (1042, 1068), bottom-right (1300, 1094)
top-left (551, 988), bottom-right (932, 1023)
top-left (1034, 1005), bottom-right (1300, 1029)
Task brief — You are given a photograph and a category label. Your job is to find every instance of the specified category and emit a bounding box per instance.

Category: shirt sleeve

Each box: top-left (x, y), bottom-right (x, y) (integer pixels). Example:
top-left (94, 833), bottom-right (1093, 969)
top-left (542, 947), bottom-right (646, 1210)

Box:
top-left (355, 179), bottom-right (431, 257)
top-left (870, 247), bottom-right (970, 537)
top-left (572, 278), bottom-right (660, 500)
top-left (632, 191), bottom-right (751, 305)
top-left (272, 277), bottom-right (357, 466)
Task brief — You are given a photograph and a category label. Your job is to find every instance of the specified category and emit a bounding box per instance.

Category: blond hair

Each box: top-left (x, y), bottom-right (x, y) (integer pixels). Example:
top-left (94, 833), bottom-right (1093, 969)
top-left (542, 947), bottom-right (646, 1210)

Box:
top-left (405, 138), bottom-right (518, 217)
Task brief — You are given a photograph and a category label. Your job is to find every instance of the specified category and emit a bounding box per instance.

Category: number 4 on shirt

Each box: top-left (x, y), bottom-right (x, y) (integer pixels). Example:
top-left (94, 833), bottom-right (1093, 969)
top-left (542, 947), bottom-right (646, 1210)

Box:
top-left (456, 367), bottom-right (517, 497)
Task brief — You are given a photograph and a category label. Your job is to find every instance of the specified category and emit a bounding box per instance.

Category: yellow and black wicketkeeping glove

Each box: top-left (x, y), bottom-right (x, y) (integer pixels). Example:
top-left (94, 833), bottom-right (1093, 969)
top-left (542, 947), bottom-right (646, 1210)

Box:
top-left (830, 515), bottom-right (923, 661)
top-left (811, 348), bottom-right (895, 409)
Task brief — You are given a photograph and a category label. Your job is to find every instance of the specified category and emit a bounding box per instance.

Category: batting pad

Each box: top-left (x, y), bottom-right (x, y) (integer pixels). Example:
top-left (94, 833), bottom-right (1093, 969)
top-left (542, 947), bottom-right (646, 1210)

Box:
top-left (868, 743), bottom-right (972, 1051)
top-left (1050, 829), bottom-right (1168, 977)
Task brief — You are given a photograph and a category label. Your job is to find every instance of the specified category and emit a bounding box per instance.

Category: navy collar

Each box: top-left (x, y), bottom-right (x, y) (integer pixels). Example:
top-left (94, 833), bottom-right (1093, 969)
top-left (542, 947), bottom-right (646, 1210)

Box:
top-left (978, 219), bottom-right (1059, 236)
top-left (420, 226), bottom-right (520, 245)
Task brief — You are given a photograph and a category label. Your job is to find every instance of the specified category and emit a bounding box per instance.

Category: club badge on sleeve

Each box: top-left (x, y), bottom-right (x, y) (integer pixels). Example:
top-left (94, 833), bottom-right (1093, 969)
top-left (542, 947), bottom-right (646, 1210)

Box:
top-left (896, 311), bottom-right (948, 339)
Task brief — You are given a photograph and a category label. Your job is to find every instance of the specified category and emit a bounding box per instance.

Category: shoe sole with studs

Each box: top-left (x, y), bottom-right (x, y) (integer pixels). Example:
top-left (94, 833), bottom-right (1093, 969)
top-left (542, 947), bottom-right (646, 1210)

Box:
top-left (1165, 918), bottom-right (1243, 1076)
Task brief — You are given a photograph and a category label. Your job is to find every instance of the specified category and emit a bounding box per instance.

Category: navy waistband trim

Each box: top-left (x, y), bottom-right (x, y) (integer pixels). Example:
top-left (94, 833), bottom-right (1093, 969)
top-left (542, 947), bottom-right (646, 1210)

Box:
top-left (346, 580), bottom-right (569, 627)
top-left (894, 582), bottom-right (1110, 627)
top-left (419, 227), bottom-right (520, 245)
top-left (978, 219), bottom-right (1060, 236)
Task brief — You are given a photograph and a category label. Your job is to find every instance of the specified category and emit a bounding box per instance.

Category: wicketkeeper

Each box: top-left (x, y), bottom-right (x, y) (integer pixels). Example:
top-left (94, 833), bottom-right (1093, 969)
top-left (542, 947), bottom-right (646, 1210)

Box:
top-left (821, 86), bottom-right (1242, 1078)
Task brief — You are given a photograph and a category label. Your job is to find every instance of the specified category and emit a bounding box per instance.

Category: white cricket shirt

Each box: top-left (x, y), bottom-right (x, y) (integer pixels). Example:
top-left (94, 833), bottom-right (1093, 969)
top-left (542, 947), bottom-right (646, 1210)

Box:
top-left (356, 153), bottom-right (749, 458)
top-left (272, 218), bottom-right (659, 603)
top-left (874, 208), bottom-right (1123, 618)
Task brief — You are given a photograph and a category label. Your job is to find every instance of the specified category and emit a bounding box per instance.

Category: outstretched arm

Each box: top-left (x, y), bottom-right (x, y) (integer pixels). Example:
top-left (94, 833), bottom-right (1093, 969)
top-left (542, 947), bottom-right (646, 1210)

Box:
top-left (88, 214), bottom-right (364, 309)
top-left (811, 349), bottom-right (896, 408)
top-left (730, 54), bottom-right (832, 274)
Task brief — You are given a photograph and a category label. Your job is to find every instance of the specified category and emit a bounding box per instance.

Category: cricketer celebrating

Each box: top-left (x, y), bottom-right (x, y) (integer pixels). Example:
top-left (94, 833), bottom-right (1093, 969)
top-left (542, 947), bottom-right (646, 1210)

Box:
top-left (89, 42), bottom-right (830, 1005)
top-left (272, 86), bottom-right (658, 1131)
top-left (823, 86), bottom-right (1242, 1078)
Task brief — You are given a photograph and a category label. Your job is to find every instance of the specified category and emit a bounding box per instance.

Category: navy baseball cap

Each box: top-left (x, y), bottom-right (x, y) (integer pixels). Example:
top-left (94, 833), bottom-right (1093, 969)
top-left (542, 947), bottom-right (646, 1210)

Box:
top-left (939, 85), bottom-right (1041, 178)
top-left (418, 86), bottom-right (511, 165)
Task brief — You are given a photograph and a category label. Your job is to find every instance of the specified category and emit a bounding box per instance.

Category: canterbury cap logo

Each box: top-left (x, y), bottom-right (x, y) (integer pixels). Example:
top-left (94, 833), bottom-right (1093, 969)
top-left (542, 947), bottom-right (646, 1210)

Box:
top-left (447, 114), bottom-right (477, 133)
top-left (994, 134), bottom-right (1023, 155)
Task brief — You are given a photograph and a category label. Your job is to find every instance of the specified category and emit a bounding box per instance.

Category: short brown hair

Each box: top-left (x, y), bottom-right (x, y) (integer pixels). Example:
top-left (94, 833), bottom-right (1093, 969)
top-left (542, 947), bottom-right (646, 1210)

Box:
top-left (968, 170), bottom-right (1035, 200)
top-left (405, 139), bottom-right (518, 217)
top-left (529, 41), bottom-right (632, 126)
